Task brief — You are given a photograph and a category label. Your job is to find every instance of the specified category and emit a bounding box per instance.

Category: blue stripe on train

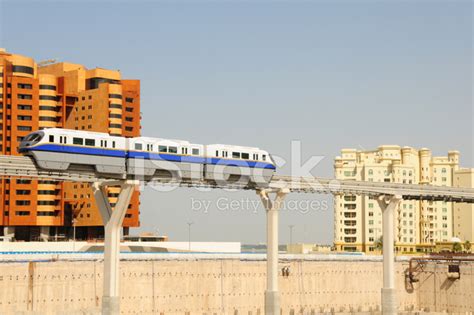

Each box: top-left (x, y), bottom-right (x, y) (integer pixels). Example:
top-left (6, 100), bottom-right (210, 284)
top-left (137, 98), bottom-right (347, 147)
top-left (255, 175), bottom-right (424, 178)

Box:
top-left (25, 144), bottom-right (276, 170)
top-left (26, 144), bottom-right (127, 157)
top-left (128, 152), bottom-right (276, 169)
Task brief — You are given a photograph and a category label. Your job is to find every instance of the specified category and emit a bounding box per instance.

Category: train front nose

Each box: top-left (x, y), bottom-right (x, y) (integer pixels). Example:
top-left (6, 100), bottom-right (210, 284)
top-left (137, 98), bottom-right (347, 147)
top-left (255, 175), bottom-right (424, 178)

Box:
top-left (18, 139), bottom-right (31, 153)
top-left (18, 132), bottom-right (44, 153)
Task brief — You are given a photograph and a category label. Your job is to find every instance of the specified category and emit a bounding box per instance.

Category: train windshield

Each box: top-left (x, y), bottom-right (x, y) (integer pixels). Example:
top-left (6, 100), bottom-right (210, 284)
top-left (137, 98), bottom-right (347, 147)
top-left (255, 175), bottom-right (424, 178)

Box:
top-left (268, 154), bottom-right (276, 166)
top-left (23, 132), bottom-right (44, 144)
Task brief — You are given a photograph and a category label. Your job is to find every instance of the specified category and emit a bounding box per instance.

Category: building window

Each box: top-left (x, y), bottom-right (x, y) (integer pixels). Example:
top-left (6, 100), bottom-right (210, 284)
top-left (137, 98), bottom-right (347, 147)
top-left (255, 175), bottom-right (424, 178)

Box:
top-left (37, 200), bottom-right (56, 206)
top-left (16, 190), bottom-right (31, 195)
top-left (18, 94), bottom-right (32, 100)
top-left (125, 117), bottom-right (133, 122)
top-left (109, 124), bottom-right (122, 128)
top-left (125, 97), bottom-right (133, 103)
top-left (18, 104), bottom-right (32, 110)
top-left (17, 115), bottom-right (32, 121)
top-left (17, 83), bottom-right (33, 89)
top-left (109, 94), bottom-right (122, 99)
top-left (16, 179), bottom-right (31, 184)
top-left (125, 127), bottom-right (133, 132)
top-left (88, 78), bottom-right (119, 89)
top-left (16, 200), bottom-right (31, 206)
top-left (38, 190), bottom-right (56, 195)
top-left (37, 211), bottom-right (56, 216)
top-left (39, 106), bottom-right (56, 111)
top-left (15, 211), bottom-right (31, 216)
top-left (39, 117), bottom-right (56, 122)
top-left (109, 113), bottom-right (122, 119)
top-left (39, 84), bottom-right (56, 90)
top-left (12, 65), bottom-right (34, 75)
top-left (109, 103), bottom-right (122, 109)
top-left (39, 95), bottom-right (58, 101)
top-left (125, 107), bottom-right (133, 112)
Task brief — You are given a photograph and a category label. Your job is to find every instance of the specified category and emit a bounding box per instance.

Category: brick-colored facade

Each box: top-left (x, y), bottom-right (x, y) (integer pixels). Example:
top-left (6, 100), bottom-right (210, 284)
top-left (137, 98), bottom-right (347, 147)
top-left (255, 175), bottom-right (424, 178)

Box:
top-left (0, 49), bottom-right (141, 240)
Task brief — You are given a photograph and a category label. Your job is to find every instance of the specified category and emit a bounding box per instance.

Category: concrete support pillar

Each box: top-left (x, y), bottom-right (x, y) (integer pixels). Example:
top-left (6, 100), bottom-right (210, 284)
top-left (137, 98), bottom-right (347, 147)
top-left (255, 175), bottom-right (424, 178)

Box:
top-left (3, 226), bottom-right (15, 239)
top-left (258, 188), bottom-right (289, 315)
top-left (92, 180), bottom-right (138, 315)
top-left (39, 226), bottom-right (50, 242)
top-left (377, 195), bottom-right (402, 315)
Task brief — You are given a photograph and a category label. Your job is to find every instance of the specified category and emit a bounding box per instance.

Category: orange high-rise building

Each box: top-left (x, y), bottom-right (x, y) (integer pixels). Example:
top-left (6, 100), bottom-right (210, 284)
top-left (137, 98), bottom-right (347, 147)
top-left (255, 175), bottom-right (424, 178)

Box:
top-left (0, 49), bottom-right (141, 240)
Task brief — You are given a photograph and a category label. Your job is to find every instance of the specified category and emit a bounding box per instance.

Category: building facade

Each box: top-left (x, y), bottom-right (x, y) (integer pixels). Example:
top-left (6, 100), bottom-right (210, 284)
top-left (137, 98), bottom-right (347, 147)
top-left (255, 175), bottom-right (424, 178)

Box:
top-left (453, 168), bottom-right (474, 242)
top-left (334, 145), bottom-right (472, 254)
top-left (0, 49), bottom-right (140, 240)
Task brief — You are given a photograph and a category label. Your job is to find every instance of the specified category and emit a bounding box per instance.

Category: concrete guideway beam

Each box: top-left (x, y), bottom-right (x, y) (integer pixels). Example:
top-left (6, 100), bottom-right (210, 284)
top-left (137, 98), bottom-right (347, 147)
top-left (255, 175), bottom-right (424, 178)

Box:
top-left (258, 188), bottom-right (289, 315)
top-left (377, 194), bottom-right (402, 315)
top-left (92, 180), bottom-right (139, 315)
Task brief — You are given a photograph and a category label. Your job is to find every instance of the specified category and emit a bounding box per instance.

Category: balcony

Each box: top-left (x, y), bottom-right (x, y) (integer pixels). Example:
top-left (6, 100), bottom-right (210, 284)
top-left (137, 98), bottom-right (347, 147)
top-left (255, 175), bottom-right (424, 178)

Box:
top-left (344, 237), bottom-right (357, 243)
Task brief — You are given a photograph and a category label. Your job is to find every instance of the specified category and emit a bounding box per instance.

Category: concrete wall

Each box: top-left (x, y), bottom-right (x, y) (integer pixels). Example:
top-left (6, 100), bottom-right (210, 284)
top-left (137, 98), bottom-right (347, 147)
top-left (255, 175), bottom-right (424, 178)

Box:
top-left (0, 241), bottom-right (241, 253)
top-left (0, 258), bottom-right (472, 314)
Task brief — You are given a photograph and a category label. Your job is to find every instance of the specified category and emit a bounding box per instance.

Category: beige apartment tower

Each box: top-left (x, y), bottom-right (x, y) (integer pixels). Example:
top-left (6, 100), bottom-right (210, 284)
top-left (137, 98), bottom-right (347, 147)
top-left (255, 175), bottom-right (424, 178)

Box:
top-left (334, 145), bottom-right (473, 254)
top-left (453, 168), bottom-right (474, 242)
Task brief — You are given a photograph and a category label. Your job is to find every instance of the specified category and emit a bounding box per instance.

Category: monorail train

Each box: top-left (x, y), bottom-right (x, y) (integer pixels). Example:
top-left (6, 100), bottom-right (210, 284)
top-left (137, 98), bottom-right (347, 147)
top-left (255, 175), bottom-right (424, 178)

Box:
top-left (18, 128), bottom-right (276, 186)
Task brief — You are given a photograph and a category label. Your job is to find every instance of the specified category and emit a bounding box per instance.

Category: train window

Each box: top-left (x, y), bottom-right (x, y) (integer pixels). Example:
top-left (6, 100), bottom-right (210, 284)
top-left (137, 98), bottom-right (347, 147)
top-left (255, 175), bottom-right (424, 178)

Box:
top-left (192, 148), bottom-right (199, 155)
top-left (242, 153), bottom-right (249, 160)
top-left (85, 139), bottom-right (95, 146)
top-left (49, 135), bottom-right (54, 142)
top-left (73, 138), bottom-right (83, 145)
top-left (135, 143), bottom-right (142, 150)
top-left (262, 155), bottom-right (266, 161)
top-left (169, 146), bottom-right (178, 154)
top-left (112, 141), bottom-right (115, 148)
top-left (158, 145), bottom-right (167, 153)
top-left (232, 152), bottom-right (240, 159)
top-left (104, 141), bottom-right (107, 148)
top-left (216, 150), bottom-right (219, 157)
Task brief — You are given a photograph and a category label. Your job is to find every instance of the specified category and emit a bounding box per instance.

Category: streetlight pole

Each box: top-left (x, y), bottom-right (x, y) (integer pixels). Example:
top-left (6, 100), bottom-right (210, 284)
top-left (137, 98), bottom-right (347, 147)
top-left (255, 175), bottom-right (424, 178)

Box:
top-left (72, 218), bottom-right (77, 251)
top-left (187, 222), bottom-right (194, 252)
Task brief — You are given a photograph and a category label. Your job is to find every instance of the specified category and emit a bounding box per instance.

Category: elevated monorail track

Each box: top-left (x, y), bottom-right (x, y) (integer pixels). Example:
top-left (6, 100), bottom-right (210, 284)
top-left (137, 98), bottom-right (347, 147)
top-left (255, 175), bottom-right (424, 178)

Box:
top-left (1, 153), bottom-right (474, 315)
top-left (1, 155), bottom-right (473, 203)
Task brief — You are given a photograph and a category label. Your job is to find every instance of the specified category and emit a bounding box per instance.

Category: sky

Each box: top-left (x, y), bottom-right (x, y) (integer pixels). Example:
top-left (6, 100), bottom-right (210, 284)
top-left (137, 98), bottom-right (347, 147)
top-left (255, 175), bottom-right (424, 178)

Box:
top-left (0, 0), bottom-right (472, 244)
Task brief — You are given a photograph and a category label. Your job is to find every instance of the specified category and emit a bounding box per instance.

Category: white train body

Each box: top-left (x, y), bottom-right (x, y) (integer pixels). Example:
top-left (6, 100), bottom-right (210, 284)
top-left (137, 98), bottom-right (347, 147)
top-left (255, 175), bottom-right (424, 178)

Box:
top-left (19, 129), bottom-right (276, 186)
